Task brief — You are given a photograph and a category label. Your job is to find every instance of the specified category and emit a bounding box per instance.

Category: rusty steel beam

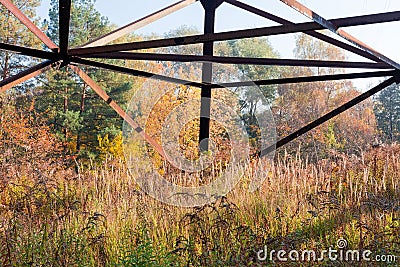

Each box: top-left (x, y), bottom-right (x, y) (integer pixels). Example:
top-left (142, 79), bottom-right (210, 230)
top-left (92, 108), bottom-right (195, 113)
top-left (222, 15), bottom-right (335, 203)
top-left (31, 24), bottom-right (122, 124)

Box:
top-left (69, 11), bottom-right (400, 56)
top-left (70, 57), bottom-right (204, 88)
top-left (81, 52), bottom-right (392, 69)
top-left (218, 70), bottom-right (398, 88)
top-left (198, 0), bottom-right (218, 151)
top-left (0, 0), bottom-right (58, 51)
top-left (69, 65), bottom-right (166, 158)
top-left (70, 57), bottom-right (396, 89)
top-left (71, 57), bottom-right (397, 88)
top-left (81, 0), bottom-right (198, 48)
top-left (279, 0), bottom-right (400, 69)
top-left (225, 0), bottom-right (388, 63)
top-left (0, 60), bottom-right (55, 92)
top-left (327, 11), bottom-right (400, 28)
top-left (69, 22), bottom-right (322, 55)
top-left (261, 76), bottom-right (399, 156)
top-left (59, 0), bottom-right (71, 55)
top-left (0, 43), bottom-right (57, 60)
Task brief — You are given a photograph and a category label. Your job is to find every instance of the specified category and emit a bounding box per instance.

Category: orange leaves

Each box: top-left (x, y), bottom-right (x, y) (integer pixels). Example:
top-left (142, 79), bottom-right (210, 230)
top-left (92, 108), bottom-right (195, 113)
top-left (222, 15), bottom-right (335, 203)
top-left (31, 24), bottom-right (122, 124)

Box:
top-left (0, 109), bottom-right (63, 180)
top-left (273, 34), bottom-right (377, 157)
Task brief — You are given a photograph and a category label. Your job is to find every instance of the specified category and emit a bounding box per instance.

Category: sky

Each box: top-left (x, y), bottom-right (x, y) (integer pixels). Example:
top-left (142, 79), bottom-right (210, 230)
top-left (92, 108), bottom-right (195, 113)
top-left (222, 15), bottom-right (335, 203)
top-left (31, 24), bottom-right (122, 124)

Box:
top-left (36, 0), bottom-right (400, 90)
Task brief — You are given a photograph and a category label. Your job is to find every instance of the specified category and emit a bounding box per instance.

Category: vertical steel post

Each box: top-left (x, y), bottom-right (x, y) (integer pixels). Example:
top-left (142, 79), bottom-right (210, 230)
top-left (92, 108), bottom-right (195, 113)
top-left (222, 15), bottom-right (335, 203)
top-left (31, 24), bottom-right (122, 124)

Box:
top-left (59, 0), bottom-right (71, 56)
top-left (199, 0), bottom-right (217, 152)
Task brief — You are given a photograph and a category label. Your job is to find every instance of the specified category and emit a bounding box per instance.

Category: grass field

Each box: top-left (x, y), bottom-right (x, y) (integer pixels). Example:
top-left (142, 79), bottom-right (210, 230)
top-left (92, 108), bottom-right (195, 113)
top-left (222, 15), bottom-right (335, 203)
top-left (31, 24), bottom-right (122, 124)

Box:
top-left (0, 145), bottom-right (399, 266)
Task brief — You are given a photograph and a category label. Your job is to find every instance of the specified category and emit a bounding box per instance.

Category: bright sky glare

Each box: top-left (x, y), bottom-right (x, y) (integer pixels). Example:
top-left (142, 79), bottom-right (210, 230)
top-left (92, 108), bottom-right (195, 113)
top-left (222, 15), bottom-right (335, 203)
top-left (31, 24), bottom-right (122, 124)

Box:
top-left (37, 0), bottom-right (400, 90)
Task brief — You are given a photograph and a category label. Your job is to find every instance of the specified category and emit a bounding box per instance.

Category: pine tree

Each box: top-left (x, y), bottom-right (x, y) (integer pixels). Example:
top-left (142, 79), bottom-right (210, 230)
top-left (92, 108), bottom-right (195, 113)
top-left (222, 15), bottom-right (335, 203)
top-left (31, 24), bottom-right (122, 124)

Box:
top-left (0, 0), bottom-right (42, 114)
top-left (34, 0), bottom-right (134, 158)
top-left (374, 83), bottom-right (400, 143)
top-left (273, 34), bottom-right (376, 158)
top-left (0, 0), bottom-right (41, 80)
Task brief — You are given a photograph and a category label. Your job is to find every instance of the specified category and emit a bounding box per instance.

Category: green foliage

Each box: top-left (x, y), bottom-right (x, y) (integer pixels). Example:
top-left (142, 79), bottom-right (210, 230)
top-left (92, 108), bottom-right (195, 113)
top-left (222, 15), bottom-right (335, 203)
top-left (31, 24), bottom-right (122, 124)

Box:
top-left (33, 0), bottom-right (136, 159)
top-left (227, 38), bottom-right (279, 146)
top-left (228, 38), bottom-right (279, 101)
top-left (48, 0), bottom-right (110, 47)
top-left (57, 110), bottom-right (83, 135)
top-left (0, 0), bottom-right (41, 87)
top-left (325, 121), bottom-right (344, 150)
top-left (115, 225), bottom-right (178, 267)
top-left (374, 83), bottom-right (400, 143)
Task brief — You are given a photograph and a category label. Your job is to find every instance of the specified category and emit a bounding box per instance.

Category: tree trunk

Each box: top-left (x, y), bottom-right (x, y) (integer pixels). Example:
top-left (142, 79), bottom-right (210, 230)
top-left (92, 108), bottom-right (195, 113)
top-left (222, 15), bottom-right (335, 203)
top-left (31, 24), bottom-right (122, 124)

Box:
top-left (389, 92), bottom-right (393, 143)
top-left (2, 52), bottom-right (9, 80)
top-left (76, 84), bottom-right (87, 152)
top-left (63, 86), bottom-right (68, 149)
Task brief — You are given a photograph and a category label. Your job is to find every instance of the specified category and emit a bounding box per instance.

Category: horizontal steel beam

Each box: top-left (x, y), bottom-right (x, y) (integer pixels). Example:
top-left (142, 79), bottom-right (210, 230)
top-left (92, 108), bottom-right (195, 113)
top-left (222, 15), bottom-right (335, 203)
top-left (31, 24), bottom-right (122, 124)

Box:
top-left (69, 23), bottom-right (321, 55)
top-left (69, 57), bottom-right (397, 88)
top-left (0, 60), bottom-right (55, 92)
top-left (279, 0), bottom-right (400, 69)
top-left (70, 57), bottom-right (204, 88)
top-left (0, 43), bottom-right (56, 59)
top-left (81, 0), bottom-right (198, 48)
top-left (0, 0), bottom-right (58, 51)
top-left (69, 65), bottom-right (166, 158)
top-left (69, 11), bottom-right (400, 56)
top-left (218, 70), bottom-right (398, 88)
top-left (261, 76), bottom-right (398, 156)
top-left (225, 0), bottom-right (388, 63)
top-left (81, 51), bottom-right (392, 69)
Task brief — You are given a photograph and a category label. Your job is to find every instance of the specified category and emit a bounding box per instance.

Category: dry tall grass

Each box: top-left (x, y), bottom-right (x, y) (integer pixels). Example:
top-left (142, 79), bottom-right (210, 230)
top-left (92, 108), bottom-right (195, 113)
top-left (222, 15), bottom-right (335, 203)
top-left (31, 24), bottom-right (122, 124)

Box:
top-left (0, 145), bottom-right (399, 266)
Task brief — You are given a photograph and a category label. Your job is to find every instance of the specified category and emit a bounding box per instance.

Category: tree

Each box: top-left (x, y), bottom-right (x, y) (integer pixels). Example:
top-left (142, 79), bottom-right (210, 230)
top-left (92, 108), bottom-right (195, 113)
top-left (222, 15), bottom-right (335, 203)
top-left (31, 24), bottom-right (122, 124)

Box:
top-left (272, 34), bottom-right (376, 159)
top-left (34, 0), bottom-right (134, 159)
top-left (228, 38), bottom-right (279, 100)
top-left (143, 28), bottom-right (280, 160)
top-left (374, 83), bottom-right (400, 143)
top-left (0, 105), bottom-right (63, 181)
top-left (0, 0), bottom-right (41, 80)
top-left (224, 38), bottom-right (279, 151)
top-left (46, 0), bottom-right (110, 47)
top-left (0, 0), bottom-right (42, 115)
